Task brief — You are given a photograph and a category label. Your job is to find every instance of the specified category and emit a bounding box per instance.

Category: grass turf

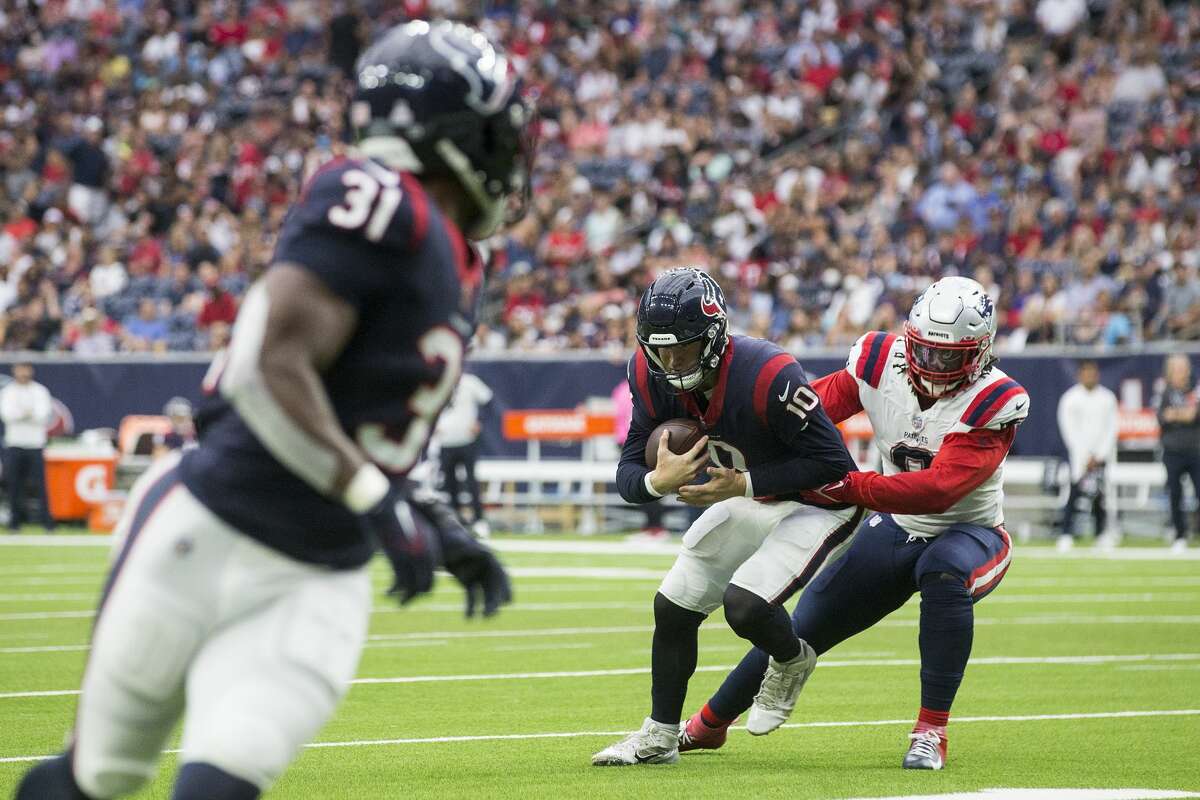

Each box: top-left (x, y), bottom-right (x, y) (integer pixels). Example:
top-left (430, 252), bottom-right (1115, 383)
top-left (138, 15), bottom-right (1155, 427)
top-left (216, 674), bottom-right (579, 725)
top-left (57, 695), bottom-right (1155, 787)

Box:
top-left (0, 535), bottom-right (1197, 799)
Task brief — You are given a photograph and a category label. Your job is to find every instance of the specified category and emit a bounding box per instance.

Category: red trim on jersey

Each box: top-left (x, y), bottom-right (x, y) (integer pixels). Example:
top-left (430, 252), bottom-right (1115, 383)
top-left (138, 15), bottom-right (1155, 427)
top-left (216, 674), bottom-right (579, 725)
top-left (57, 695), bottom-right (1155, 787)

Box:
top-left (752, 353), bottom-right (796, 425)
top-left (806, 427), bottom-right (1016, 514)
top-left (854, 332), bottom-right (896, 388)
top-left (296, 156), bottom-right (349, 206)
top-left (960, 378), bottom-right (1026, 428)
top-left (633, 349), bottom-right (657, 418)
top-left (399, 171), bottom-right (430, 249)
top-left (698, 338), bottom-right (735, 429)
top-left (811, 369), bottom-right (864, 425)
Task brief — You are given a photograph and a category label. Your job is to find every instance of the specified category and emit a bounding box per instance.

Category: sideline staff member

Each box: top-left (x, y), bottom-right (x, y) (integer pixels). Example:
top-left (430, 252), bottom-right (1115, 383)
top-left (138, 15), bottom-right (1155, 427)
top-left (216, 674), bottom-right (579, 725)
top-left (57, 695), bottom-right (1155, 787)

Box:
top-left (1157, 354), bottom-right (1200, 554)
top-left (0, 363), bottom-right (55, 531)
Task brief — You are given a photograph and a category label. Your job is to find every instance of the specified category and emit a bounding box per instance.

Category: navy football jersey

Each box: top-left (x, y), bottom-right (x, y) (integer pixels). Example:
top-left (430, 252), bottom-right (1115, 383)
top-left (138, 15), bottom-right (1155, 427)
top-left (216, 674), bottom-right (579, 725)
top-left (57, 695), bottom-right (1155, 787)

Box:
top-left (180, 156), bottom-right (483, 568)
top-left (616, 335), bottom-right (855, 504)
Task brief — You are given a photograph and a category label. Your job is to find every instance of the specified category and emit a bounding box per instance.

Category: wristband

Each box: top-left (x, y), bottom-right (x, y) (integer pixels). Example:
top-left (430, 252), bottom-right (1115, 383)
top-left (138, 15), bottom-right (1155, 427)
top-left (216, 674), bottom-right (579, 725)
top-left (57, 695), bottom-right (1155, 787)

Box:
top-left (644, 471), bottom-right (665, 498)
top-left (343, 463), bottom-right (391, 513)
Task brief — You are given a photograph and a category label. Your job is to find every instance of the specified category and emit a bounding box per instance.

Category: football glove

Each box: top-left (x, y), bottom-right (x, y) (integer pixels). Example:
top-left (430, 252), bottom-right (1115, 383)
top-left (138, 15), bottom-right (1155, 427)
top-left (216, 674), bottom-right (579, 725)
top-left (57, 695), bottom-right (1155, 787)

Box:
top-left (410, 497), bottom-right (513, 618)
top-left (365, 489), bottom-right (440, 605)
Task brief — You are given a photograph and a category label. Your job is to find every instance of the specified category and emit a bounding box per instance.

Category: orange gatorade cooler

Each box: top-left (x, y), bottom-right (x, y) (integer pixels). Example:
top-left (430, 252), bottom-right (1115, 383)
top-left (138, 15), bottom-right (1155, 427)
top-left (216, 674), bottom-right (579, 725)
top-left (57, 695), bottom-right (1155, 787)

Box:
top-left (44, 443), bottom-right (118, 522)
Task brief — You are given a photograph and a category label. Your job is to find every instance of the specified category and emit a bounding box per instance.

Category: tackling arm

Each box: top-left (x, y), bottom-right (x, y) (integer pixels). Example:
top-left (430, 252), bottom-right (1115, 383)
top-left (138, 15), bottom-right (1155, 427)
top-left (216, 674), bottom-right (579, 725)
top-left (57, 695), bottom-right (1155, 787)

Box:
top-left (808, 426), bottom-right (1015, 515)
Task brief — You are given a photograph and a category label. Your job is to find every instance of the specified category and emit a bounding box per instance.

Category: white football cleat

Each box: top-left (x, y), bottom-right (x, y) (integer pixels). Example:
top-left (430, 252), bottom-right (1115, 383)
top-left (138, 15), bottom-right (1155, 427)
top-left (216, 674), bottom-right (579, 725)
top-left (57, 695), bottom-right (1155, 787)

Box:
top-left (1055, 534), bottom-right (1074, 552)
top-left (747, 641), bottom-right (816, 735)
top-left (903, 728), bottom-right (947, 770)
top-left (1170, 538), bottom-right (1188, 555)
top-left (591, 718), bottom-right (680, 766)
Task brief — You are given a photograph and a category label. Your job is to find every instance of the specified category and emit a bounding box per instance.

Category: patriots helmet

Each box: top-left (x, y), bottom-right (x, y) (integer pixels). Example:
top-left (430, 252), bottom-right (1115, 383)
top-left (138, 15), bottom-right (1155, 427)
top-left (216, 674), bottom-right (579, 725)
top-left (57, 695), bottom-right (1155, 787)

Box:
top-left (352, 20), bottom-right (534, 239)
top-left (904, 276), bottom-right (998, 399)
top-left (636, 268), bottom-right (729, 394)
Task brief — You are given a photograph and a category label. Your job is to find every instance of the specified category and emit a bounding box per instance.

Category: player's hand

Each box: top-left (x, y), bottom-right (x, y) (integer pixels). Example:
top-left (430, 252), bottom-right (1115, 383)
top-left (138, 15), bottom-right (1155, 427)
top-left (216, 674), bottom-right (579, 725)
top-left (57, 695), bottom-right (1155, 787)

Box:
top-left (677, 467), bottom-right (747, 507)
top-left (436, 522), bottom-right (513, 618)
top-left (366, 493), bottom-right (439, 605)
top-left (648, 432), bottom-right (709, 495)
top-left (799, 473), bottom-right (859, 506)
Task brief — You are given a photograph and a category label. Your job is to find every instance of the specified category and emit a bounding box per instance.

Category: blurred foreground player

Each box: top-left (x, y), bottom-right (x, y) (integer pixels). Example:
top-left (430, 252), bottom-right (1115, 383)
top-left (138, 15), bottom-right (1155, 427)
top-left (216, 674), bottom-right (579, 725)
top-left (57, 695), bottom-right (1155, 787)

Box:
top-left (680, 277), bottom-right (1027, 770)
top-left (592, 268), bottom-right (860, 766)
top-left (16, 21), bottom-right (529, 800)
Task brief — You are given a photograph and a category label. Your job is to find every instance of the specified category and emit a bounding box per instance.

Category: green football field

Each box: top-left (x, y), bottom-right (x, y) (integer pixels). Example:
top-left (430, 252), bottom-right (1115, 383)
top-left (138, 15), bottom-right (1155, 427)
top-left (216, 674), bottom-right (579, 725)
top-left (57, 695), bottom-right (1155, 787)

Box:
top-left (0, 535), bottom-right (1197, 800)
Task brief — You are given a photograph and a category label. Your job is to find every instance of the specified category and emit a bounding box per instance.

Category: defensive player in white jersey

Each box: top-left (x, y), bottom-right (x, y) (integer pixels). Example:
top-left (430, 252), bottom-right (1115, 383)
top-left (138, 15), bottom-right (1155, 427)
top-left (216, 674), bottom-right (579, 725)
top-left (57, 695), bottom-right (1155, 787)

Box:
top-left (677, 276), bottom-right (1028, 771)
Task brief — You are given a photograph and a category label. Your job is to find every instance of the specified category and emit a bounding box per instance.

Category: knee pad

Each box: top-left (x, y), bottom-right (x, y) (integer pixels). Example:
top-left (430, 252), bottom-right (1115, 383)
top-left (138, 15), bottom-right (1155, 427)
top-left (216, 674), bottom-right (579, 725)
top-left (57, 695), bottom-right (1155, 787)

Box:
top-left (173, 762), bottom-right (260, 800)
top-left (721, 584), bottom-right (772, 637)
top-left (919, 573), bottom-right (973, 630)
top-left (653, 591), bottom-right (706, 634)
top-left (16, 754), bottom-right (95, 800)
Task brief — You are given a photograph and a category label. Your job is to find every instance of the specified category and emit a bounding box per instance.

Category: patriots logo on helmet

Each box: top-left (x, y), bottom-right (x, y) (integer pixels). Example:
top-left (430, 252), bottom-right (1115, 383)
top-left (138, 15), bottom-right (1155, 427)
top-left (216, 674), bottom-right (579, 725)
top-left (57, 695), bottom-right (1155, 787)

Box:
top-left (977, 294), bottom-right (994, 320)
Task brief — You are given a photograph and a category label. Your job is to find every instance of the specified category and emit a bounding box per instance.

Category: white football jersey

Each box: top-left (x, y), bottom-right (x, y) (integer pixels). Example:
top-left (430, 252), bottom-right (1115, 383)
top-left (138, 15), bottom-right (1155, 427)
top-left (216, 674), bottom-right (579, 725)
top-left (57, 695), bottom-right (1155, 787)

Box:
top-left (846, 331), bottom-right (1029, 538)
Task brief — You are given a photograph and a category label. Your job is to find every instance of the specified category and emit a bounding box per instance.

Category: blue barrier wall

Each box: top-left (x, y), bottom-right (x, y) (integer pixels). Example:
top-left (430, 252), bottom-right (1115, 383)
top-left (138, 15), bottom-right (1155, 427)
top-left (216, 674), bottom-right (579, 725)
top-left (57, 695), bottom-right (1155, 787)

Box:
top-left (1, 351), bottom-right (1193, 460)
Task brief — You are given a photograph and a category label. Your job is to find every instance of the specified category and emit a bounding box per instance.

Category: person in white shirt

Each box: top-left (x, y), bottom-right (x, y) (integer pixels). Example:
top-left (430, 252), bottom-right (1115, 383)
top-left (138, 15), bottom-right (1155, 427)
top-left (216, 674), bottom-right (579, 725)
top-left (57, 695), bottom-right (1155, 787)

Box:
top-left (0, 363), bottom-right (55, 531)
top-left (1056, 360), bottom-right (1118, 549)
top-left (434, 373), bottom-right (494, 536)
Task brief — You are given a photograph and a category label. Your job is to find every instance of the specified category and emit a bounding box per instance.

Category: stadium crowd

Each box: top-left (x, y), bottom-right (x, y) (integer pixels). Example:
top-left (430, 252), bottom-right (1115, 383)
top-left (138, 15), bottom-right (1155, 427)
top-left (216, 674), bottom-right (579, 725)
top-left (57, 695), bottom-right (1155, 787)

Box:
top-left (1, 0), bottom-right (1199, 355)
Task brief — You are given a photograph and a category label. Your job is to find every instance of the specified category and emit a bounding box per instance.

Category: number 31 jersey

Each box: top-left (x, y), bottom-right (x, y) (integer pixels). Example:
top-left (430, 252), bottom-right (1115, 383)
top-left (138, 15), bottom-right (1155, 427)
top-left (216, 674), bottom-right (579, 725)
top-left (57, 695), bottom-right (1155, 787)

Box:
top-left (848, 331), bottom-right (1029, 538)
top-left (179, 156), bottom-right (481, 568)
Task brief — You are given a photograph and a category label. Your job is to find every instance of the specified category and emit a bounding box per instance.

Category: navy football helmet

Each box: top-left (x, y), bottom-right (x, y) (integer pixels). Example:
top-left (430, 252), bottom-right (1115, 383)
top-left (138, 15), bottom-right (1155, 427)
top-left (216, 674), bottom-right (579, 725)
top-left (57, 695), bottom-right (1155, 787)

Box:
top-left (352, 20), bottom-right (534, 239)
top-left (636, 268), bottom-right (729, 393)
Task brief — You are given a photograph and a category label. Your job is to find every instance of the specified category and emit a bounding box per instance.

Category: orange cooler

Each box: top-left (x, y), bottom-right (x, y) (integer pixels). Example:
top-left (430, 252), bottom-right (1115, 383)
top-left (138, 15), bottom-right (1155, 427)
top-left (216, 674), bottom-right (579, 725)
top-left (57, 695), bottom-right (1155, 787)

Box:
top-left (44, 444), bottom-right (118, 522)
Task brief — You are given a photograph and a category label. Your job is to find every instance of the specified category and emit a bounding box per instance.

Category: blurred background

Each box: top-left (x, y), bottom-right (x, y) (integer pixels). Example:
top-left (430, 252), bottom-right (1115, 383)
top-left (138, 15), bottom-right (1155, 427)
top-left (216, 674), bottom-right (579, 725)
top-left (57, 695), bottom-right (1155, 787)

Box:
top-left (0, 0), bottom-right (1198, 545)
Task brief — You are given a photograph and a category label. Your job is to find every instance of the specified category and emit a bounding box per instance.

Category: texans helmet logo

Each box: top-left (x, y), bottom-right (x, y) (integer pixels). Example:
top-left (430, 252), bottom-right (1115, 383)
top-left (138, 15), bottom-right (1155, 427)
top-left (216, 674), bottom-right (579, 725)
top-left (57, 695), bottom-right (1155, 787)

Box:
top-left (699, 277), bottom-right (725, 318)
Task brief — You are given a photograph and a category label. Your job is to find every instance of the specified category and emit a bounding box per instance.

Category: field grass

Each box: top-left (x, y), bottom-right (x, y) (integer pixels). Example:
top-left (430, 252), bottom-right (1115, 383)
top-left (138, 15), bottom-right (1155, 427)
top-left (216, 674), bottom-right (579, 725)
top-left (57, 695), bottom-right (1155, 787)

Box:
top-left (0, 534), bottom-right (1197, 799)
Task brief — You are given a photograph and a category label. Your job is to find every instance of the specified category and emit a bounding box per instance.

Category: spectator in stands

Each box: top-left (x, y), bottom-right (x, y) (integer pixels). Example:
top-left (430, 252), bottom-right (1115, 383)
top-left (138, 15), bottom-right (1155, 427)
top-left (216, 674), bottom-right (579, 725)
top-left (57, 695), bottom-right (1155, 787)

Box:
top-left (434, 372), bottom-right (494, 539)
top-left (71, 308), bottom-right (117, 356)
top-left (0, 363), bottom-right (54, 531)
top-left (121, 298), bottom-right (169, 352)
top-left (1156, 353), bottom-right (1200, 554)
top-left (1056, 360), bottom-right (1119, 550)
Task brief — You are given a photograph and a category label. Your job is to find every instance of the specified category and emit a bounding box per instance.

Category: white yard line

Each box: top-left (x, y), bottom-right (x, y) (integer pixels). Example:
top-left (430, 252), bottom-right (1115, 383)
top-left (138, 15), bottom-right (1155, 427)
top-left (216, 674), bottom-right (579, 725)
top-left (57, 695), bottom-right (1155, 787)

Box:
top-left (3, 653), bottom-right (1196, 700)
top-left (0, 708), bottom-right (1196, 765)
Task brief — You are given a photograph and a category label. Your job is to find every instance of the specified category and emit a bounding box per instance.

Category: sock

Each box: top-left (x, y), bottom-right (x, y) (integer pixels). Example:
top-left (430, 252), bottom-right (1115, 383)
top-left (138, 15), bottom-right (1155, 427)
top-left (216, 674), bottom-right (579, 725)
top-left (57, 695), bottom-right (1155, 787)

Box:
top-left (707, 646), bottom-right (770, 722)
top-left (722, 584), bottom-right (803, 662)
top-left (917, 574), bottom-right (974, 713)
top-left (916, 706), bottom-right (950, 731)
top-left (650, 592), bottom-right (706, 725)
top-left (15, 754), bottom-right (94, 800)
top-left (699, 701), bottom-right (733, 729)
top-left (172, 763), bottom-right (260, 800)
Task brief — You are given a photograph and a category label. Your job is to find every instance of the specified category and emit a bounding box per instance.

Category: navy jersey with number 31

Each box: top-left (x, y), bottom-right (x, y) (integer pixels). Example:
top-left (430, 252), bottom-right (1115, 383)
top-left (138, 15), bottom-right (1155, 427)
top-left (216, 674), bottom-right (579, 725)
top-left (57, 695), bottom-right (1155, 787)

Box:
top-left (180, 157), bottom-right (482, 568)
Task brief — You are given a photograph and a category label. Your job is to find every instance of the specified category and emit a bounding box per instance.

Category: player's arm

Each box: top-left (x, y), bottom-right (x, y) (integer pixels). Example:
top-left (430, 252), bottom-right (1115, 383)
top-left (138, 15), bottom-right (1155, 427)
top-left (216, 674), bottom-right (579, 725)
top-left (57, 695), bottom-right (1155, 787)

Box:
top-left (810, 368), bottom-right (864, 425)
top-left (746, 360), bottom-right (856, 497)
top-left (809, 383), bottom-right (1029, 514)
top-left (219, 264), bottom-right (375, 503)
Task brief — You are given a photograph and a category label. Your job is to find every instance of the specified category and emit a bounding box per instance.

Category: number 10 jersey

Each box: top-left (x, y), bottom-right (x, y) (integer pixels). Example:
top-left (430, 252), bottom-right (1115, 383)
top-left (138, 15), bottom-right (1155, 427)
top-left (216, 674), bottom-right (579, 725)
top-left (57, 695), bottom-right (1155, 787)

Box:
top-left (179, 156), bottom-right (480, 568)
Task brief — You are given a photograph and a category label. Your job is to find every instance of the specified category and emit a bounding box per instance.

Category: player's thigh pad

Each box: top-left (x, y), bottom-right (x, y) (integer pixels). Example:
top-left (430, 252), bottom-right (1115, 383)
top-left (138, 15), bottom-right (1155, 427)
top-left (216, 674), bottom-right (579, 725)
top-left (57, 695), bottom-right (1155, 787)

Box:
top-left (178, 537), bottom-right (372, 790)
top-left (659, 498), bottom-right (800, 614)
top-left (730, 505), bottom-right (865, 605)
top-left (913, 523), bottom-right (1012, 601)
top-left (74, 464), bottom-right (225, 799)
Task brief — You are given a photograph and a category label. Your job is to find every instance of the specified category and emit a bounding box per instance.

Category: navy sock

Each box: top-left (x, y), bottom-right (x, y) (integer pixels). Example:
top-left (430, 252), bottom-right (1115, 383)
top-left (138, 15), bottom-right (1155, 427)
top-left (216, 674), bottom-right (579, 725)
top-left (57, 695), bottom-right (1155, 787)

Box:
top-left (172, 763), bottom-right (260, 800)
top-left (15, 753), bottom-right (94, 800)
top-left (707, 645), bottom-right (770, 722)
top-left (917, 574), bottom-right (974, 712)
top-left (650, 592), bottom-right (706, 725)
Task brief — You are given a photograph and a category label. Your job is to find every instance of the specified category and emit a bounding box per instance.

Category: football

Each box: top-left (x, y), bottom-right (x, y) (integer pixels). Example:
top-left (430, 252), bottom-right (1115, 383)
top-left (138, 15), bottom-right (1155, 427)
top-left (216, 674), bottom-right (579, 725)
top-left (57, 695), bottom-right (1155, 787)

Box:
top-left (644, 418), bottom-right (706, 468)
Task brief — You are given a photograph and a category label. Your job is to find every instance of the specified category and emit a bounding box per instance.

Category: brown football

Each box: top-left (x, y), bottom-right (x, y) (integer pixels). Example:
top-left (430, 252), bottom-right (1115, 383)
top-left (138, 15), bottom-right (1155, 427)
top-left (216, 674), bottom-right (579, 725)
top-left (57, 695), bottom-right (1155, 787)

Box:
top-left (645, 418), bottom-right (706, 468)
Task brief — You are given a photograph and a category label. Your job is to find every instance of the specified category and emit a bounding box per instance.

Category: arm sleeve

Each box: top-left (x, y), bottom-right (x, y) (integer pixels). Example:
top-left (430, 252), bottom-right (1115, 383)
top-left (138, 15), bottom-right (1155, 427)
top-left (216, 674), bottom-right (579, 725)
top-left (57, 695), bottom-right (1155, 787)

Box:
top-left (1057, 391), bottom-right (1076, 453)
top-left (34, 387), bottom-right (53, 426)
top-left (0, 387), bottom-right (15, 424)
top-left (810, 369), bottom-right (863, 424)
top-left (748, 361), bottom-right (856, 498)
top-left (1096, 393), bottom-right (1119, 459)
top-left (836, 427), bottom-right (1016, 514)
top-left (615, 357), bottom-right (664, 504)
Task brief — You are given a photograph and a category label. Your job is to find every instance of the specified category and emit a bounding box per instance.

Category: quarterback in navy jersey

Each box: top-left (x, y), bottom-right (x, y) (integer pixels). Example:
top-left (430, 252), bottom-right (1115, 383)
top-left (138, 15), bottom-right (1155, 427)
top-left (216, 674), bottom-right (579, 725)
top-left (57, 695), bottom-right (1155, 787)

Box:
top-left (593, 268), bottom-right (863, 767)
top-left (18, 22), bottom-right (527, 800)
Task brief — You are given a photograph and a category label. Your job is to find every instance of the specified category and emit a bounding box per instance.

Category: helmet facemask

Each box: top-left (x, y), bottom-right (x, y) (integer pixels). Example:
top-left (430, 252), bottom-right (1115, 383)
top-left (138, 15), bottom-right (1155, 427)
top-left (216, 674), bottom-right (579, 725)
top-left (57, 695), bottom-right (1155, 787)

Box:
top-left (904, 322), bottom-right (992, 399)
top-left (640, 323), bottom-right (724, 395)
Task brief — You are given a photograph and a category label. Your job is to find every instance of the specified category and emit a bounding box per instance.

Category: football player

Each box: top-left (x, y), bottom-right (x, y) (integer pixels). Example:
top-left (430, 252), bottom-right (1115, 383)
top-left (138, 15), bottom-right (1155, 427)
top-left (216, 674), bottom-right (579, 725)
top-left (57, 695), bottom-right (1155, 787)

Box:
top-left (679, 277), bottom-right (1027, 771)
top-left (592, 267), bottom-right (863, 766)
top-left (16, 21), bottom-right (527, 800)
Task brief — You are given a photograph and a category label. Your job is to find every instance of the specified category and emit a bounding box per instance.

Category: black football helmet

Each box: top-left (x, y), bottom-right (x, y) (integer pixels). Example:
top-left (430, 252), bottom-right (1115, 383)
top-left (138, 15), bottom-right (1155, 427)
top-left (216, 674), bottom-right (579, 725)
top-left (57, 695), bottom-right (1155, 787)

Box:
top-left (636, 268), bottom-right (729, 394)
top-left (352, 20), bottom-right (534, 239)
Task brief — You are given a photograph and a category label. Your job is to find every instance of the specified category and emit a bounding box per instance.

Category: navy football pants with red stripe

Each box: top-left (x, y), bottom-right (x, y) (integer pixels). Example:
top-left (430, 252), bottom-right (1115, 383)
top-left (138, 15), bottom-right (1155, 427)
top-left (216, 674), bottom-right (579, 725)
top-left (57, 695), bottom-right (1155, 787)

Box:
top-left (708, 513), bottom-right (1012, 719)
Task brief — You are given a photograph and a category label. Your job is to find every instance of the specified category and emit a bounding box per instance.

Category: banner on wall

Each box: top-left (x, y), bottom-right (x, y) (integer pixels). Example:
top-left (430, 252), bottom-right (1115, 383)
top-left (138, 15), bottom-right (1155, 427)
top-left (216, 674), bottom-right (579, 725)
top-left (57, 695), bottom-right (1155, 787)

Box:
top-left (0, 351), bottom-right (1191, 461)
